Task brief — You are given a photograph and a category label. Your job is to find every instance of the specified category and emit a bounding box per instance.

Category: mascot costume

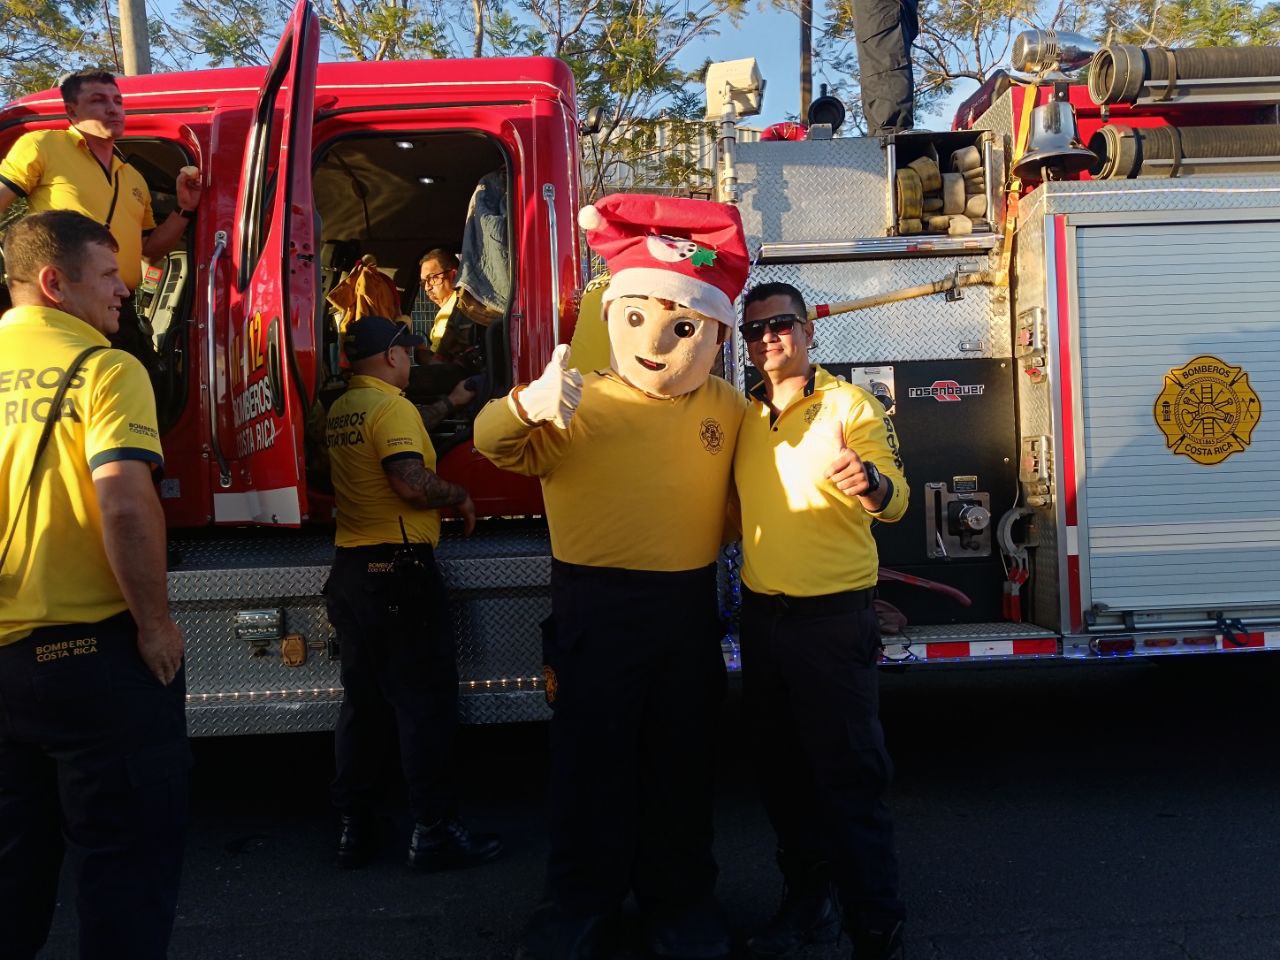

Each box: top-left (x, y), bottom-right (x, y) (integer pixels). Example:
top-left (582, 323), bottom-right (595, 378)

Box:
top-left (474, 195), bottom-right (749, 960)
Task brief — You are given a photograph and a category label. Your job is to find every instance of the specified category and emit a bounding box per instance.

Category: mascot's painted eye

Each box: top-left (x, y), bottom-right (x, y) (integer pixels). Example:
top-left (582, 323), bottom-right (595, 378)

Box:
top-left (626, 308), bottom-right (645, 328)
top-left (673, 319), bottom-right (698, 339)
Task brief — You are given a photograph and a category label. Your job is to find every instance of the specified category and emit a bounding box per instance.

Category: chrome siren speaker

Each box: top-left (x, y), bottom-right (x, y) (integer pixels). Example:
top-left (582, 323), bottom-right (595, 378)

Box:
top-left (1012, 29), bottom-right (1100, 76)
top-left (1012, 101), bottom-right (1097, 180)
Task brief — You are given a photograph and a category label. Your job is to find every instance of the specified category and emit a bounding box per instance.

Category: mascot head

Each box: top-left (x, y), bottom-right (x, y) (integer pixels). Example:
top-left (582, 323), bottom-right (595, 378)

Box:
top-left (578, 195), bottom-right (749, 398)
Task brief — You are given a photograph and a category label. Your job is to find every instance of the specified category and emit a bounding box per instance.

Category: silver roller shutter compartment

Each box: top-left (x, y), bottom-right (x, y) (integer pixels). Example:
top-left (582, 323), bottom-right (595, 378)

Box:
top-left (1076, 219), bottom-right (1280, 615)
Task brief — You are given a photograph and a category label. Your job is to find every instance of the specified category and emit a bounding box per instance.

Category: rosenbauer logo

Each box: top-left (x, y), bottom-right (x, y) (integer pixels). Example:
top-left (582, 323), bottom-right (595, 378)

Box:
top-left (908, 380), bottom-right (985, 402)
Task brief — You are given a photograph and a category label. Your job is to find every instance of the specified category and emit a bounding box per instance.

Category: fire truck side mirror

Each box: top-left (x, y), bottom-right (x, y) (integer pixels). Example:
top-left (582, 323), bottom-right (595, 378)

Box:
top-left (579, 106), bottom-right (605, 137)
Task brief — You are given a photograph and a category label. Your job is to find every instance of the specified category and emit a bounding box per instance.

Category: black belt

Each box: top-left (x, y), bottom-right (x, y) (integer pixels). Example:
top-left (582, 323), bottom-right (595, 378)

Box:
top-left (742, 586), bottom-right (874, 617)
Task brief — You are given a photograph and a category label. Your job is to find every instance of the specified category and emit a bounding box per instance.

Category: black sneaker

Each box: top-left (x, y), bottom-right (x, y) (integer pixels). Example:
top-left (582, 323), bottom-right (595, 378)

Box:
top-left (407, 817), bottom-right (503, 870)
top-left (747, 877), bottom-right (840, 957)
top-left (335, 813), bottom-right (372, 870)
top-left (851, 920), bottom-right (905, 960)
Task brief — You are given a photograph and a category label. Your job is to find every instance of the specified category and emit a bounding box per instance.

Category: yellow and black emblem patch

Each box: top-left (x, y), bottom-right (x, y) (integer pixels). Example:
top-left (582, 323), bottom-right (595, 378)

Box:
top-left (542, 664), bottom-right (558, 705)
top-left (1154, 355), bottom-right (1261, 466)
top-left (699, 417), bottom-right (725, 454)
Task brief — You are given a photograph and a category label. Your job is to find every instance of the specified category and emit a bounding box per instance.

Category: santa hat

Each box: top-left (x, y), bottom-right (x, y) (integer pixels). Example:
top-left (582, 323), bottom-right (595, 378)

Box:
top-left (578, 194), bottom-right (749, 327)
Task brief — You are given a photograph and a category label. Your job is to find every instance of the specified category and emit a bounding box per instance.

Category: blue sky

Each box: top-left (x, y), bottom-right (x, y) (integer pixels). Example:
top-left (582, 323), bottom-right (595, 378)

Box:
top-left (682, 3), bottom-right (976, 130)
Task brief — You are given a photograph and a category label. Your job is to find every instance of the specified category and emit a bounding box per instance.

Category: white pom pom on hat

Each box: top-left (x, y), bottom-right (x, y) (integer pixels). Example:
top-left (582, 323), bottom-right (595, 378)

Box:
top-left (577, 205), bottom-right (604, 231)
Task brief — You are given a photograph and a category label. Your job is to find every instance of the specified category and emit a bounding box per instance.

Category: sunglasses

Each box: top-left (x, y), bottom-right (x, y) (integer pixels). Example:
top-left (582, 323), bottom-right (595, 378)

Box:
top-left (739, 313), bottom-right (804, 343)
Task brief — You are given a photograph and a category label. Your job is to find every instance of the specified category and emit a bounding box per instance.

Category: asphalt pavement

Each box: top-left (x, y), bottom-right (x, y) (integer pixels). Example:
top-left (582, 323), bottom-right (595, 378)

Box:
top-left (40, 653), bottom-right (1280, 959)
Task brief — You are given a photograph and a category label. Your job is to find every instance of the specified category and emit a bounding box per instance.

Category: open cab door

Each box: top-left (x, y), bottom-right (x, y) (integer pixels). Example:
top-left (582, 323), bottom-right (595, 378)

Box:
top-left (217, 0), bottom-right (320, 525)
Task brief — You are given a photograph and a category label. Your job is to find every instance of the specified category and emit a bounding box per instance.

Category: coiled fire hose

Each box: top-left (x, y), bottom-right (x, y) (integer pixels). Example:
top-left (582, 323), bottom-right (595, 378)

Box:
top-left (1090, 43), bottom-right (1280, 105)
top-left (1090, 123), bottom-right (1280, 179)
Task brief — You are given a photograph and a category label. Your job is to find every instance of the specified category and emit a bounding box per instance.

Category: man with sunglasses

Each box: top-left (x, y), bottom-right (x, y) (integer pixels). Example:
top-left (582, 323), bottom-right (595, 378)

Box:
top-left (323, 315), bottom-right (501, 873)
top-left (733, 282), bottom-right (909, 960)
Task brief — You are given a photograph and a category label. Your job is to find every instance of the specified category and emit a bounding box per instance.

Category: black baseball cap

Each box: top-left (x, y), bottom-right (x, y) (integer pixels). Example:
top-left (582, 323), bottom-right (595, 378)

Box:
top-left (343, 316), bottom-right (424, 361)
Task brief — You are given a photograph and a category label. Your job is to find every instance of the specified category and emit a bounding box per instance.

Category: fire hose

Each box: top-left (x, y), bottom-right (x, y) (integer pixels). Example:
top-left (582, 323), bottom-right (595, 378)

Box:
top-left (809, 271), bottom-right (996, 321)
top-left (1089, 123), bottom-right (1280, 179)
top-left (1090, 43), bottom-right (1280, 105)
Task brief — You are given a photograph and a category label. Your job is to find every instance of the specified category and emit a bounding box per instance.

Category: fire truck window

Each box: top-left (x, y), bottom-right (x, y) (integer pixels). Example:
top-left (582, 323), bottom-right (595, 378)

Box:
top-left (117, 137), bottom-right (194, 433)
top-left (310, 132), bottom-right (512, 455)
top-left (239, 37), bottom-right (292, 287)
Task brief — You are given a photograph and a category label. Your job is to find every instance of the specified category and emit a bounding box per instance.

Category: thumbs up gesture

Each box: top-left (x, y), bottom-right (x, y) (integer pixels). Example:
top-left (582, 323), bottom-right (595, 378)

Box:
top-left (823, 417), bottom-right (872, 497)
top-left (512, 344), bottom-right (583, 428)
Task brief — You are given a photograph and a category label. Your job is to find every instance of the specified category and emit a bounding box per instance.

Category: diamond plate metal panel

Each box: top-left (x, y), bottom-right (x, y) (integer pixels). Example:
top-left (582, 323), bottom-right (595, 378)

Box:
top-left (172, 526), bottom-right (555, 734)
top-left (458, 690), bottom-right (550, 724)
top-left (736, 139), bottom-right (890, 242)
top-left (972, 88), bottom-right (1017, 150)
top-left (1011, 204), bottom-right (1062, 631)
top-left (187, 699), bottom-right (342, 737)
top-left (899, 621), bottom-right (1057, 642)
top-left (1037, 177), bottom-right (1280, 216)
top-left (743, 259), bottom-right (1011, 363)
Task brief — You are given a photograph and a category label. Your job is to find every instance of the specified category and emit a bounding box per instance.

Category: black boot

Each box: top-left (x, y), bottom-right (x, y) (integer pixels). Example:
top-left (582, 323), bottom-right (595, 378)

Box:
top-left (747, 855), bottom-right (841, 958)
top-left (407, 817), bottom-right (503, 870)
top-left (850, 920), bottom-right (905, 960)
top-left (335, 812), bottom-right (372, 870)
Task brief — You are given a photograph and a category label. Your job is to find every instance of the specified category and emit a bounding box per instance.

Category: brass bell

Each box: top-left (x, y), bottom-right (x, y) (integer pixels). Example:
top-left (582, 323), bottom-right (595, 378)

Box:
top-left (1013, 101), bottom-right (1096, 181)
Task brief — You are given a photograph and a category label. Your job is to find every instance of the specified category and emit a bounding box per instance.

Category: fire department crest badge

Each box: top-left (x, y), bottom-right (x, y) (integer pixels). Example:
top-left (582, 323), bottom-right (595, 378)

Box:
top-left (1154, 355), bottom-right (1261, 466)
top-left (699, 417), bottom-right (725, 454)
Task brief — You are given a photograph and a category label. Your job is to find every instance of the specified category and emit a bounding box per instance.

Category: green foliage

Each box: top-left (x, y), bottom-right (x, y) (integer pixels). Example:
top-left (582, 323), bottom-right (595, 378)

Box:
top-left (0, 0), bottom-right (118, 101)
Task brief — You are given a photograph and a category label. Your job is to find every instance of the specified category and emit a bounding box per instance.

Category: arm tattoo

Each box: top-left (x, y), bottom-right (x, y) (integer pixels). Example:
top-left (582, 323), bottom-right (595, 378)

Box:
top-left (415, 399), bottom-right (451, 432)
top-left (385, 458), bottom-right (467, 508)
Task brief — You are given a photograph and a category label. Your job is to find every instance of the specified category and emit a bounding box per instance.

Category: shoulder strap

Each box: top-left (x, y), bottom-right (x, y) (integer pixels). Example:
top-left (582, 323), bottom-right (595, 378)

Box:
top-left (0, 345), bottom-right (107, 575)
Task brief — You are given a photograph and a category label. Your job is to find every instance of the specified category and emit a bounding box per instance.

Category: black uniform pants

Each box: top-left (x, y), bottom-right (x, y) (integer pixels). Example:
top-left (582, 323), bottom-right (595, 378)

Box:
top-left (326, 544), bottom-right (459, 824)
top-left (739, 587), bottom-right (904, 930)
top-left (543, 560), bottom-right (727, 915)
top-left (0, 612), bottom-right (190, 960)
top-left (853, 0), bottom-right (919, 133)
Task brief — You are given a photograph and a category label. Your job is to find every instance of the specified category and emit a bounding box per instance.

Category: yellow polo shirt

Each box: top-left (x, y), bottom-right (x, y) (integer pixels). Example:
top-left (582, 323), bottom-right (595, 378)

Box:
top-left (326, 375), bottom-right (441, 548)
top-left (475, 371), bottom-right (747, 571)
top-left (0, 306), bottom-right (165, 646)
top-left (427, 291), bottom-right (459, 353)
top-left (0, 127), bottom-right (156, 289)
top-left (735, 365), bottom-right (908, 597)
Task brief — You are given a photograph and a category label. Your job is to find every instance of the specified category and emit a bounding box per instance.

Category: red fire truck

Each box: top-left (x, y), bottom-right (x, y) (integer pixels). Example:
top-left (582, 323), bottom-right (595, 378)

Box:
top-left (3, 9), bottom-right (1278, 736)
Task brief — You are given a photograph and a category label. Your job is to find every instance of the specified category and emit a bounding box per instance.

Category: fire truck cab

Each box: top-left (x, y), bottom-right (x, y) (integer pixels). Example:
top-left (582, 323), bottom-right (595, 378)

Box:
top-left (0, 0), bottom-right (580, 734)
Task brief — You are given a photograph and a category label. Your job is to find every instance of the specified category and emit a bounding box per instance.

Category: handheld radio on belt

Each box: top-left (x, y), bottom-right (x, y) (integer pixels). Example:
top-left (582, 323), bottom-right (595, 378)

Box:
top-left (388, 517), bottom-right (427, 623)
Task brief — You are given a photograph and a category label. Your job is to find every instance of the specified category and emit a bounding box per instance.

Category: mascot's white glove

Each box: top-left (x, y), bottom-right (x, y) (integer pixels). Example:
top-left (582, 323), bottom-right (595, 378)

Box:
top-left (509, 344), bottom-right (583, 429)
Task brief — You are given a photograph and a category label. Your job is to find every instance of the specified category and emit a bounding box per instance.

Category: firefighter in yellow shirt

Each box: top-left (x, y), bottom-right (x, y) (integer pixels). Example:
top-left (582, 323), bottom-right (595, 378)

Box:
top-left (476, 195), bottom-right (750, 960)
top-left (324, 315), bottom-right (502, 872)
top-left (733, 282), bottom-right (908, 960)
top-left (0, 70), bottom-right (202, 371)
top-left (0, 211), bottom-right (187, 958)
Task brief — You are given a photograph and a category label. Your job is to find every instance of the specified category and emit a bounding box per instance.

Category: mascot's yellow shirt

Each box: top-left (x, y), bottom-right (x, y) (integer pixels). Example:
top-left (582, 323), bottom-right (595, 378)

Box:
top-left (735, 365), bottom-right (908, 597)
top-left (0, 128), bottom-right (156, 289)
top-left (475, 371), bottom-right (747, 571)
top-left (326, 375), bottom-right (441, 548)
top-left (0, 306), bottom-right (165, 646)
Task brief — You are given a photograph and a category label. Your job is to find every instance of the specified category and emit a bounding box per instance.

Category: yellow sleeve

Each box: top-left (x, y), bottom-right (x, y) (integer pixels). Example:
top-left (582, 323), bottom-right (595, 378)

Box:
top-left (0, 131), bottom-right (45, 197)
top-left (85, 352), bottom-right (165, 472)
top-left (472, 393), bottom-right (570, 477)
top-left (141, 178), bottom-right (156, 230)
top-left (370, 397), bottom-right (429, 465)
top-left (844, 390), bottom-right (908, 523)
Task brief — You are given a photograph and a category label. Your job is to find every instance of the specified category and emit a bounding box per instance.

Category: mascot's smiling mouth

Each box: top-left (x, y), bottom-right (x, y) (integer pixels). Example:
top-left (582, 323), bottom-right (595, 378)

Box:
top-left (635, 356), bottom-right (667, 371)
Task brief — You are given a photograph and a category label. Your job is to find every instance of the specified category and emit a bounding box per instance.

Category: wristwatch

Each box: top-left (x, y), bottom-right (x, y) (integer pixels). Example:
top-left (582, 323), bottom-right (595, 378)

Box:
top-left (177, 208), bottom-right (195, 220)
top-left (863, 461), bottom-right (882, 494)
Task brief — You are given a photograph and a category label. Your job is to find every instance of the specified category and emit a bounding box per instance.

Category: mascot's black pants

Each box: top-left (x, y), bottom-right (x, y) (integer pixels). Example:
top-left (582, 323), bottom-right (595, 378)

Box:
top-left (542, 560), bottom-right (727, 915)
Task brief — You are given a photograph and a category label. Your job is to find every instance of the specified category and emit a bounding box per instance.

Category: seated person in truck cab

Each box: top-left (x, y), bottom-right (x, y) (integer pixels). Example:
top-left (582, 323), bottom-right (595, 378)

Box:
top-left (409, 249), bottom-right (480, 401)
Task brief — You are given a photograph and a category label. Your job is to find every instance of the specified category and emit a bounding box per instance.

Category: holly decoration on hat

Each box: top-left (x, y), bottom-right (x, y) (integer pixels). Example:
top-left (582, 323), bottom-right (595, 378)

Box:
top-left (690, 246), bottom-right (718, 268)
